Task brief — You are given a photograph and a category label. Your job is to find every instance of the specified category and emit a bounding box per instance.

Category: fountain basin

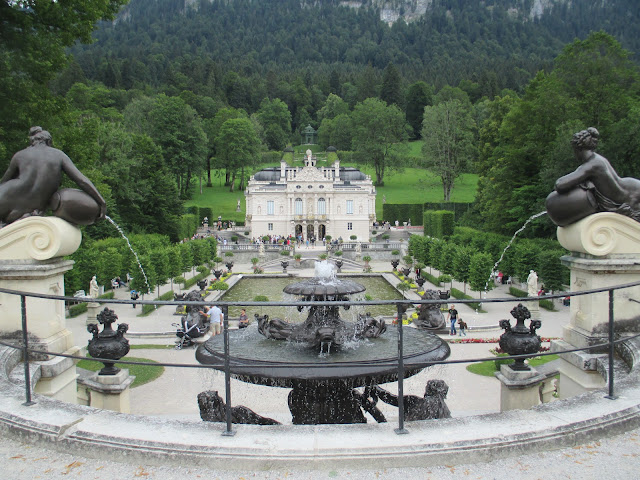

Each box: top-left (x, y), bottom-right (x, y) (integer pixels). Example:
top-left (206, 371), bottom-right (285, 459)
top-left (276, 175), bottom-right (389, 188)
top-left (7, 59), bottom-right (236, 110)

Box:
top-left (195, 325), bottom-right (450, 387)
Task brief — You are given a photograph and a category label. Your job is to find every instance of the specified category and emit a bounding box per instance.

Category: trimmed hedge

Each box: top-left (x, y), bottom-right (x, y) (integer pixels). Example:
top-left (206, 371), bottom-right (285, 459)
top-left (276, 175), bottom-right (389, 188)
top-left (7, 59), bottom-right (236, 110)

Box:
top-left (179, 214), bottom-right (199, 240)
top-left (423, 210), bottom-right (454, 238)
top-left (185, 269), bottom-right (211, 289)
top-left (420, 271), bottom-right (442, 287)
top-left (423, 202), bottom-right (473, 222)
top-left (141, 289), bottom-right (179, 316)
top-left (209, 280), bottom-right (229, 290)
top-left (68, 291), bottom-right (115, 318)
top-left (450, 288), bottom-right (483, 312)
top-left (68, 302), bottom-right (88, 317)
top-left (382, 204), bottom-right (424, 225)
top-left (508, 286), bottom-right (556, 311)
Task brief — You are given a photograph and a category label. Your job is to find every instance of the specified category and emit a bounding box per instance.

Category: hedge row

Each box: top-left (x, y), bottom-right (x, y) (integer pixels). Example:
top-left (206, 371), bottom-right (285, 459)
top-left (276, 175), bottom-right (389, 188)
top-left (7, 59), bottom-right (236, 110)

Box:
top-left (65, 235), bottom-right (218, 297)
top-left (423, 202), bottom-right (473, 222)
top-left (184, 269), bottom-right (211, 289)
top-left (68, 291), bottom-right (115, 318)
top-left (381, 202), bottom-right (475, 226)
top-left (423, 210), bottom-right (454, 238)
top-left (179, 214), bottom-right (199, 240)
top-left (409, 227), bottom-right (569, 294)
top-left (141, 289), bottom-right (179, 316)
top-left (450, 288), bottom-right (483, 312)
top-left (508, 286), bottom-right (556, 311)
top-left (382, 204), bottom-right (424, 225)
top-left (185, 206), bottom-right (244, 227)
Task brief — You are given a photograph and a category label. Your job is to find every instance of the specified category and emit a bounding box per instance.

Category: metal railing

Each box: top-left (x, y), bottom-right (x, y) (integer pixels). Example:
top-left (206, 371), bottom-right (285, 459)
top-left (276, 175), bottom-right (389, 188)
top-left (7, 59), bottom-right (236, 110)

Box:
top-left (1, 280), bottom-right (639, 436)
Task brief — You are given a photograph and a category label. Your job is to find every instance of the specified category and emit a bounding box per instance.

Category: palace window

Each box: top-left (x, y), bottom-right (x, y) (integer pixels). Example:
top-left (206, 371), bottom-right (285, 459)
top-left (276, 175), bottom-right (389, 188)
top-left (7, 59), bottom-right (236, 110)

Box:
top-left (347, 222), bottom-right (353, 230)
top-left (267, 201), bottom-right (274, 215)
top-left (346, 200), bottom-right (353, 214)
top-left (317, 198), bottom-right (326, 215)
top-left (268, 223), bottom-right (273, 231)
top-left (295, 198), bottom-right (303, 215)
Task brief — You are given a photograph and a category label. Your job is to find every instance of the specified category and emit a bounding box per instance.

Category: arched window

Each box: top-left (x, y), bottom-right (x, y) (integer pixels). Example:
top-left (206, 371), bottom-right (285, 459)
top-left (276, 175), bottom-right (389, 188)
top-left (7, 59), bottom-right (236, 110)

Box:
top-left (295, 198), bottom-right (303, 215)
top-left (317, 198), bottom-right (326, 215)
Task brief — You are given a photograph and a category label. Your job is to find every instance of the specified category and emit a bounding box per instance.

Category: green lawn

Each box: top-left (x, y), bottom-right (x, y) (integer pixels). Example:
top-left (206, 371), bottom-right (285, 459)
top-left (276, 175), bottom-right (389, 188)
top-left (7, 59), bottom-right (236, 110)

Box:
top-left (466, 354), bottom-right (559, 377)
top-left (77, 355), bottom-right (165, 388)
top-left (187, 141), bottom-right (478, 222)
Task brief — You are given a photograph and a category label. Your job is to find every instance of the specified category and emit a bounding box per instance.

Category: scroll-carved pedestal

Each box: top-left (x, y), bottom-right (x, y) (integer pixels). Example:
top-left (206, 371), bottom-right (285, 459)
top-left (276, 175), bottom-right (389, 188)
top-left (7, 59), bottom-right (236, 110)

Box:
top-left (0, 217), bottom-right (82, 403)
top-left (552, 213), bottom-right (640, 398)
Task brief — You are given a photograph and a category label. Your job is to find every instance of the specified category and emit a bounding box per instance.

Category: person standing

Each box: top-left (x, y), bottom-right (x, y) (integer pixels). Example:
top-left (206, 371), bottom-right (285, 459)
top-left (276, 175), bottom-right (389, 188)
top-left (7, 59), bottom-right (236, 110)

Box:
top-left (207, 304), bottom-right (223, 336)
top-left (447, 304), bottom-right (458, 336)
top-left (130, 290), bottom-right (140, 308)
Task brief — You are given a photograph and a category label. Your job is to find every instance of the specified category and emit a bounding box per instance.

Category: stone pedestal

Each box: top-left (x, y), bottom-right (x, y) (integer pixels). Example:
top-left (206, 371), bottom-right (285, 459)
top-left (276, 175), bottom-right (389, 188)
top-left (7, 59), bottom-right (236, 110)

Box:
top-left (0, 217), bottom-right (82, 403)
top-left (495, 365), bottom-right (546, 411)
top-left (86, 302), bottom-right (101, 326)
top-left (552, 213), bottom-right (640, 398)
top-left (528, 300), bottom-right (540, 320)
top-left (77, 369), bottom-right (134, 413)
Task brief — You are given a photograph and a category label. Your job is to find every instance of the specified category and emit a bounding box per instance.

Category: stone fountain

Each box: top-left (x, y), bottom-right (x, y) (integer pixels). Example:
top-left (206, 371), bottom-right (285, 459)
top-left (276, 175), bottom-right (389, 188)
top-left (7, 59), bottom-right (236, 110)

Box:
top-left (196, 261), bottom-right (450, 424)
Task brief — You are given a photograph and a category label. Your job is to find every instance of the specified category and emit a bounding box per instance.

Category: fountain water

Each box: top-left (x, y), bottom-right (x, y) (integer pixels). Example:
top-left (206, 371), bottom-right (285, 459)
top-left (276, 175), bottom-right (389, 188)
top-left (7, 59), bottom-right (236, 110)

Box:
top-left (484, 210), bottom-right (547, 292)
top-left (105, 215), bottom-right (151, 293)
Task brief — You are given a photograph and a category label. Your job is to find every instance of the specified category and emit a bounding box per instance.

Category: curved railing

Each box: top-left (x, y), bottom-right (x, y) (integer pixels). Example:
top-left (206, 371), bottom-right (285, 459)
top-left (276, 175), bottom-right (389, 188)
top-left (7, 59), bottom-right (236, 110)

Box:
top-left (1, 281), bottom-right (639, 435)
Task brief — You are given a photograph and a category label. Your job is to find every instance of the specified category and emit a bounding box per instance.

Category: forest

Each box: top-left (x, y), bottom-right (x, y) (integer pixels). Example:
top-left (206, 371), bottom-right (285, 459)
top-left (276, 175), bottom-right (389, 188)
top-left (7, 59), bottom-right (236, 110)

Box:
top-left (1, 0), bottom-right (640, 243)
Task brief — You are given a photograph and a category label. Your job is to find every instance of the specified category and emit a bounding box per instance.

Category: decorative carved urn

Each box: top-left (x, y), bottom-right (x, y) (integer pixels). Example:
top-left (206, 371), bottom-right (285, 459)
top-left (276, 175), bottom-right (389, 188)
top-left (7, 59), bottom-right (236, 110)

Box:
top-left (281, 260), bottom-right (289, 273)
top-left (225, 262), bottom-right (234, 273)
top-left (391, 260), bottom-right (400, 271)
top-left (197, 278), bottom-right (208, 291)
top-left (402, 267), bottom-right (411, 277)
top-left (87, 308), bottom-right (130, 375)
top-left (335, 259), bottom-right (343, 272)
top-left (415, 277), bottom-right (426, 289)
top-left (213, 269), bottom-right (223, 280)
top-left (498, 304), bottom-right (542, 371)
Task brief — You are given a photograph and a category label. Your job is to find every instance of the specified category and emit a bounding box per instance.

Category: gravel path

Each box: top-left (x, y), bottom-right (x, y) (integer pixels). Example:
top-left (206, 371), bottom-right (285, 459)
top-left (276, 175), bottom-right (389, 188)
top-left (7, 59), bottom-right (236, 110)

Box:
top-left (3, 426), bottom-right (639, 480)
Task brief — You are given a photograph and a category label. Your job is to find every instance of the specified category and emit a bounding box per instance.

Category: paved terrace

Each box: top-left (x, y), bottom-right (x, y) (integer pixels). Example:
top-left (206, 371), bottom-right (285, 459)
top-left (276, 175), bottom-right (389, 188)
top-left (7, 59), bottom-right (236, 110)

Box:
top-left (1, 250), bottom-right (639, 478)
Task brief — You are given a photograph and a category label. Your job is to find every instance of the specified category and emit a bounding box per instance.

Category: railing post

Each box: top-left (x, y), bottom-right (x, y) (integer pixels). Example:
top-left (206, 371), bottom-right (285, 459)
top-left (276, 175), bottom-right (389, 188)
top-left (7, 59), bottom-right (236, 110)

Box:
top-left (21, 295), bottom-right (35, 406)
top-left (221, 305), bottom-right (236, 436)
top-left (395, 303), bottom-right (408, 434)
top-left (605, 289), bottom-right (617, 400)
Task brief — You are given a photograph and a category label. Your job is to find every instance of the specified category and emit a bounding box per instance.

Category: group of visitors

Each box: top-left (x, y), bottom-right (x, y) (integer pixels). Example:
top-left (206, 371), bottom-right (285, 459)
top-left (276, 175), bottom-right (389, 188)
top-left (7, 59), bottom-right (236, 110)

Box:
top-left (193, 305), bottom-right (250, 336)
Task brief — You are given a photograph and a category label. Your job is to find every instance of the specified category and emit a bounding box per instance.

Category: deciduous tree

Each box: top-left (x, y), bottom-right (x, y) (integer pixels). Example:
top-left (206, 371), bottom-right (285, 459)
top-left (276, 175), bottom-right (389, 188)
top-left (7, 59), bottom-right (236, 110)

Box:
top-left (421, 99), bottom-right (475, 201)
top-left (351, 98), bottom-right (409, 186)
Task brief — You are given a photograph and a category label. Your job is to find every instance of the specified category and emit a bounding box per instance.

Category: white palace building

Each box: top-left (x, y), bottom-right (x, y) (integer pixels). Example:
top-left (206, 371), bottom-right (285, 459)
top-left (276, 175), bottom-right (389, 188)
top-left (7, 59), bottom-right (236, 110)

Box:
top-left (244, 150), bottom-right (376, 241)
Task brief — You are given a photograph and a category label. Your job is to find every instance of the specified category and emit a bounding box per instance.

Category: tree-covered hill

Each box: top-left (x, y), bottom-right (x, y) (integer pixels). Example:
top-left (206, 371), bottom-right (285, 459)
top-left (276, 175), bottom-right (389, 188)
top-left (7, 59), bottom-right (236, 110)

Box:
top-left (74, 0), bottom-right (640, 96)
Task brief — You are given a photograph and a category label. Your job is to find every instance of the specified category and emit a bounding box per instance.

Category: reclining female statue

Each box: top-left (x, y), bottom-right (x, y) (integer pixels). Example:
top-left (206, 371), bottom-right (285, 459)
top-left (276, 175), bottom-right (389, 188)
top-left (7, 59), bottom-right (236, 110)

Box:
top-left (546, 127), bottom-right (640, 226)
top-left (0, 127), bottom-right (106, 226)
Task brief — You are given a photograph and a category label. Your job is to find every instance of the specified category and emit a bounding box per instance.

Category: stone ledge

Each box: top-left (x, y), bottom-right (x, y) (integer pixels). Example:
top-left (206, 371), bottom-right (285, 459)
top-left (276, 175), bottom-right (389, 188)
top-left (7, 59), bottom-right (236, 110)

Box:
top-left (1, 343), bottom-right (640, 470)
top-left (551, 339), bottom-right (603, 371)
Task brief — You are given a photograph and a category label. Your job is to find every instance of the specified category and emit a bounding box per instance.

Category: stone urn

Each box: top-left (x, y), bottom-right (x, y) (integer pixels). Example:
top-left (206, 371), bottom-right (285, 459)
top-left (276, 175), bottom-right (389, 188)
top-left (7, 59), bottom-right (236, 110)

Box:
top-left (335, 259), bottom-right (343, 273)
top-left (225, 262), bottom-right (234, 273)
top-left (391, 260), bottom-right (400, 271)
top-left (213, 269), bottom-right (223, 281)
top-left (498, 304), bottom-right (542, 371)
top-left (402, 267), bottom-right (411, 277)
top-left (415, 277), bottom-right (426, 289)
top-left (87, 308), bottom-right (130, 375)
top-left (281, 260), bottom-right (289, 273)
top-left (197, 278), bottom-right (208, 291)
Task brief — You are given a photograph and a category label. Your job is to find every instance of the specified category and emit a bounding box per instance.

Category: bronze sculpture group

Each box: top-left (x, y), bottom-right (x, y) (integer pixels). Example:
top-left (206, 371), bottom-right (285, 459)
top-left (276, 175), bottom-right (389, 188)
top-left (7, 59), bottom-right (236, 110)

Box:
top-left (0, 127), bottom-right (105, 226)
top-left (546, 127), bottom-right (640, 226)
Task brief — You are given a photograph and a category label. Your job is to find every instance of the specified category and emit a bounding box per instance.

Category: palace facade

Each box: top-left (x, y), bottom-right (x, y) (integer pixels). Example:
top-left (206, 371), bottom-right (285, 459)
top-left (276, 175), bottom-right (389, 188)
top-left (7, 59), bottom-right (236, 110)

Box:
top-left (245, 152), bottom-right (376, 241)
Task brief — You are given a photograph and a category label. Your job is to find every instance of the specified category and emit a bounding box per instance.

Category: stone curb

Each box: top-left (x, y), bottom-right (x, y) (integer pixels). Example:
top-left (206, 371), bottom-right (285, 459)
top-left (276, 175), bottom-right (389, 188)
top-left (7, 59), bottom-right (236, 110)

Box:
top-left (1, 343), bottom-right (639, 470)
